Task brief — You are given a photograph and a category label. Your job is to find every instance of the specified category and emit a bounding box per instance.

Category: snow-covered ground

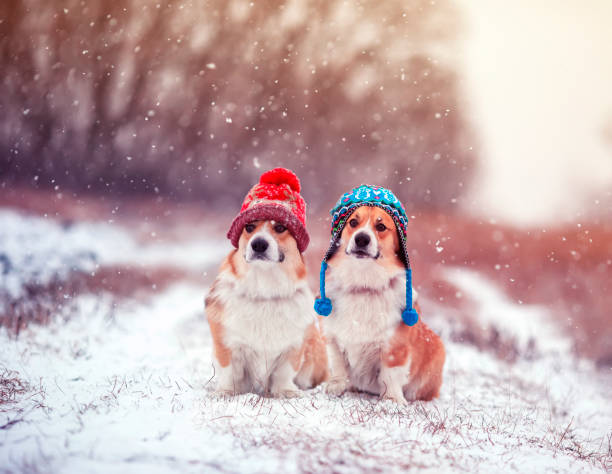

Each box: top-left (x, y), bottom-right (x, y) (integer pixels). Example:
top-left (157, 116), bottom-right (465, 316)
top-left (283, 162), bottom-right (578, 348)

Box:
top-left (1, 210), bottom-right (611, 473)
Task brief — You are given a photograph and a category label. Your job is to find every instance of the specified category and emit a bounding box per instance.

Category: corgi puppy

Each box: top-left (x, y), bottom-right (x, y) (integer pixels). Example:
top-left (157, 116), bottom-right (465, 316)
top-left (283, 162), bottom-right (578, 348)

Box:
top-left (321, 205), bottom-right (445, 403)
top-left (205, 168), bottom-right (327, 396)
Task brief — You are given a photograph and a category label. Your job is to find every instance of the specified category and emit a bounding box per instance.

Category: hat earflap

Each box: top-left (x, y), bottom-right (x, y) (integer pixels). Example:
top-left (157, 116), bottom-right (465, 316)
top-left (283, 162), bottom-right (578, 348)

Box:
top-left (314, 261), bottom-right (332, 316)
top-left (401, 268), bottom-right (419, 326)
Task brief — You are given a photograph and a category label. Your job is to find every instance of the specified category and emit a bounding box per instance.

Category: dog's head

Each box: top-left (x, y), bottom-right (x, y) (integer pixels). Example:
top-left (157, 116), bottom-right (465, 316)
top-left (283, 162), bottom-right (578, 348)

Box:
top-left (327, 206), bottom-right (404, 289)
top-left (342, 206), bottom-right (403, 268)
top-left (241, 220), bottom-right (292, 263)
top-left (228, 219), bottom-right (305, 283)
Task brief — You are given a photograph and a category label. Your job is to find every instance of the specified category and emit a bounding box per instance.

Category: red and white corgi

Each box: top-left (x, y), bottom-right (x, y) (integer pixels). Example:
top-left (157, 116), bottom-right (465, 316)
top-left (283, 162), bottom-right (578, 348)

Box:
top-left (322, 206), bottom-right (445, 403)
top-left (205, 168), bottom-right (327, 396)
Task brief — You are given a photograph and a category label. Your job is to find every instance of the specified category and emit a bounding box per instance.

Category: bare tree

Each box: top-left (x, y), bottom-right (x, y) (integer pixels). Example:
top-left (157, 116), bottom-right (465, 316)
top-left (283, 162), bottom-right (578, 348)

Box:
top-left (0, 0), bottom-right (475, 212)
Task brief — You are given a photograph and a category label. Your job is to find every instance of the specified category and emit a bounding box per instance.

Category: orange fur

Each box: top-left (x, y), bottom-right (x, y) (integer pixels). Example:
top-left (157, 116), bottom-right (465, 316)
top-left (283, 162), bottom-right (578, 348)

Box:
top-left (382, 319), bottom-right (445, 400)
top-left (220, 249), bottom-right (239, 277)
top-left (299, 323), bottom-right (329, 385)
top-left (205, 288), bottom-right (232, 368)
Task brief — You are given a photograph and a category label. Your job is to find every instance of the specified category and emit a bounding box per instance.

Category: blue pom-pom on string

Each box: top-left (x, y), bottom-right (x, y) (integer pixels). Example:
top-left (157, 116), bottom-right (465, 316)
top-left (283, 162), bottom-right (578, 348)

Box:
top-left (401, 307), bottom-right (419, 326)
top-left (314, 261), bottom-right (332, 316)
top-left (314, 297), bottom-right (332, 316)
top-left (402, 268), bottom-right (419, 326)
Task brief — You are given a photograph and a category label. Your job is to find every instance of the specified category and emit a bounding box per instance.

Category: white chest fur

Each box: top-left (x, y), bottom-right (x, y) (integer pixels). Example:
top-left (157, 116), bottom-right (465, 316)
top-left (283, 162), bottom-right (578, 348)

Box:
top-left (324, 260), bottom-right (409, 393)
top-left (214, 265), bottom-right (314, 363)
top-left (223, 287), bottom-right (314, 354)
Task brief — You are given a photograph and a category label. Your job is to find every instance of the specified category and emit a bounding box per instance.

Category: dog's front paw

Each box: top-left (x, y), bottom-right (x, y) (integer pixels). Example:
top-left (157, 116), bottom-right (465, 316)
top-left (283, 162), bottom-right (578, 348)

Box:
top-left (270, 381), bottom-right (301, 398)
top-left (381, 393), bottom-right (409, 405)
top-left (214, 386), bottom-right (239, 397)
top-left (271, 388), bottom-right (301, 399)
top-left (326, 377), bottom-right (349, 397)
top-left (215, 380), bottom-right (246, 396)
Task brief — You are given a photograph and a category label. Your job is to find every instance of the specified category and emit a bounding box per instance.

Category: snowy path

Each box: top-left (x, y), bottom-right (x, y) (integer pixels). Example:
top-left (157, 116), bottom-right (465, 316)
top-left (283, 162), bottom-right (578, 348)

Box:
top-left (1, 211), bottom-right (611, 473)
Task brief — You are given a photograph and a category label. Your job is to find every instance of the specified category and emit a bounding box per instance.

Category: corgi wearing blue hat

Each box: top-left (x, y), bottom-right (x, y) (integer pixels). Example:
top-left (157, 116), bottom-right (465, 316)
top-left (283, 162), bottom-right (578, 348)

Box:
top-left (315, 185), bottom-right (445, 403)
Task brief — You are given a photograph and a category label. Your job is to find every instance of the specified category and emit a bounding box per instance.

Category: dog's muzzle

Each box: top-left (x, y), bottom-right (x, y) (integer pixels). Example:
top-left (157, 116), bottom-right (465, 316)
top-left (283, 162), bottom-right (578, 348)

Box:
top-left (245, 232), bottom-right (284, 263)
top-left (347, 230), bottom-right (379, 259)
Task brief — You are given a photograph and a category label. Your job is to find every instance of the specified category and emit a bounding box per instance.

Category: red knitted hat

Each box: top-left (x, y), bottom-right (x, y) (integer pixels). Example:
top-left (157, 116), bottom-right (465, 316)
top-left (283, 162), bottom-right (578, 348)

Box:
top-left (227, 168), bottom-right (310, 252)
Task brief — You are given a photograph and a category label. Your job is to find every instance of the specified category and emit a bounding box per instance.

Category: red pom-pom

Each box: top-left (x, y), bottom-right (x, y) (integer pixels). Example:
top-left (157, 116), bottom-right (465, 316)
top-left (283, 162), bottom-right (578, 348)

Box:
top-left (259, 168), bottom-right (301, 192)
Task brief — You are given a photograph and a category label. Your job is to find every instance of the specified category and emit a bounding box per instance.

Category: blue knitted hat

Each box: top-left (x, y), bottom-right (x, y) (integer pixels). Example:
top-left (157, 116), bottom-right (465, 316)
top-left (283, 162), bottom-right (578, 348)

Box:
top-left (314, 185), bottom-right (419, 326)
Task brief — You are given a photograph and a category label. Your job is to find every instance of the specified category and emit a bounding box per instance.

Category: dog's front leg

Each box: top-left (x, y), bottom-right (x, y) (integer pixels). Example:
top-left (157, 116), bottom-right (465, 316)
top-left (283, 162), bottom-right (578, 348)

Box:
top-left (214, 359), bottom-right (247, 395)
top-left (325, 339), bottom-right (351, 396)
top-left (378, 361), bottom-right (409, 404)
top-left (269, 350), bottom-right (301, 398)
top-left (207, 302), bottom-right (247, 395)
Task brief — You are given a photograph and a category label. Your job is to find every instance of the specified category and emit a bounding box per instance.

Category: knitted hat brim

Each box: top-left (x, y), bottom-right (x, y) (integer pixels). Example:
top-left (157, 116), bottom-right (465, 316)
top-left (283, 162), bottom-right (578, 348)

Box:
top-left (227, 204), bottom-right (310, 253)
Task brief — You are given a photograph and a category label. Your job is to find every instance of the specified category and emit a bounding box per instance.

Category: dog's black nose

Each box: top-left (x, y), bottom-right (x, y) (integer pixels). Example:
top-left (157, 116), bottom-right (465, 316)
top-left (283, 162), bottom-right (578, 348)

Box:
top-left (354, 232), bottom-right (371, 248)
top-left (251, 237), bottom-right (269, 253)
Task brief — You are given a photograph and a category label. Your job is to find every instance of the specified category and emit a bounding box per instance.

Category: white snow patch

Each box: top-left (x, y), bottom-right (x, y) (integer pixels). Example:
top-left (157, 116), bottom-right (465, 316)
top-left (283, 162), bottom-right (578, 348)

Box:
top-left (444, 267), bottom-right (571, 354)
top-left (0, 210), bottom-right (221, 309)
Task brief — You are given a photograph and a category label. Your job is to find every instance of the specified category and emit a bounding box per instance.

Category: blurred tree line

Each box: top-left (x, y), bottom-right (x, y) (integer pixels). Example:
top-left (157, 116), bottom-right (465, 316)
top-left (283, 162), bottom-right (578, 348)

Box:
top-left (0, 0), bottom-right (475, 212)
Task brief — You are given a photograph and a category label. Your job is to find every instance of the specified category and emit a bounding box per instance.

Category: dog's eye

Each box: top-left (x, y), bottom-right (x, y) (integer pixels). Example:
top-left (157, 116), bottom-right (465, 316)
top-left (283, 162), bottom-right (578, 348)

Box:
top-left (245, 224), bottom-right (256, 233)
top-left (349, 218), bottom-right (359, 228)
top-left (375, 223), bottom-right (387, 232)
top-left (274, 224), bottom-right (286, 233)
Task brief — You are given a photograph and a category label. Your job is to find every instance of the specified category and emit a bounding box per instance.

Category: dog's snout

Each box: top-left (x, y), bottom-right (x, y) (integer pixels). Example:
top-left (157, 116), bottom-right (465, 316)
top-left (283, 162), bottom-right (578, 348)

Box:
top-left (354, 232), bottom-right (371, 248)
top-left (251, 237), bottom-right (269, 253)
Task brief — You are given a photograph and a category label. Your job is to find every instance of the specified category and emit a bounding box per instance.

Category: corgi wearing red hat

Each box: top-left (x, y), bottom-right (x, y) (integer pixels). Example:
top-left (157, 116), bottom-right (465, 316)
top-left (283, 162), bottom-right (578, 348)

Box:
top-left (206, 168), bottom-right (328, 397)
top-left (314, 185), bottom-right (445, 403)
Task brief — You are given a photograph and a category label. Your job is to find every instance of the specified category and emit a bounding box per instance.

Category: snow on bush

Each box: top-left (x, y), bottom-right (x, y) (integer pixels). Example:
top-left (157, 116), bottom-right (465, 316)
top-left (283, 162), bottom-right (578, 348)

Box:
top-left (0, 209), bottom-right (222, 316)
top-left (0, 210), bottom-right (102, 311)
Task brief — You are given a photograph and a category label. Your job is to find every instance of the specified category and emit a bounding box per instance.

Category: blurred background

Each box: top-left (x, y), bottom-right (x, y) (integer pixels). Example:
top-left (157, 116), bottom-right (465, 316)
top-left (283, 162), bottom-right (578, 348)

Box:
top-left (0, 0), bottom-right (611, 361)
top-left (2, 0), bottom-right (611, 219)
top-left (1, 0), bottom-right (475, 213)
